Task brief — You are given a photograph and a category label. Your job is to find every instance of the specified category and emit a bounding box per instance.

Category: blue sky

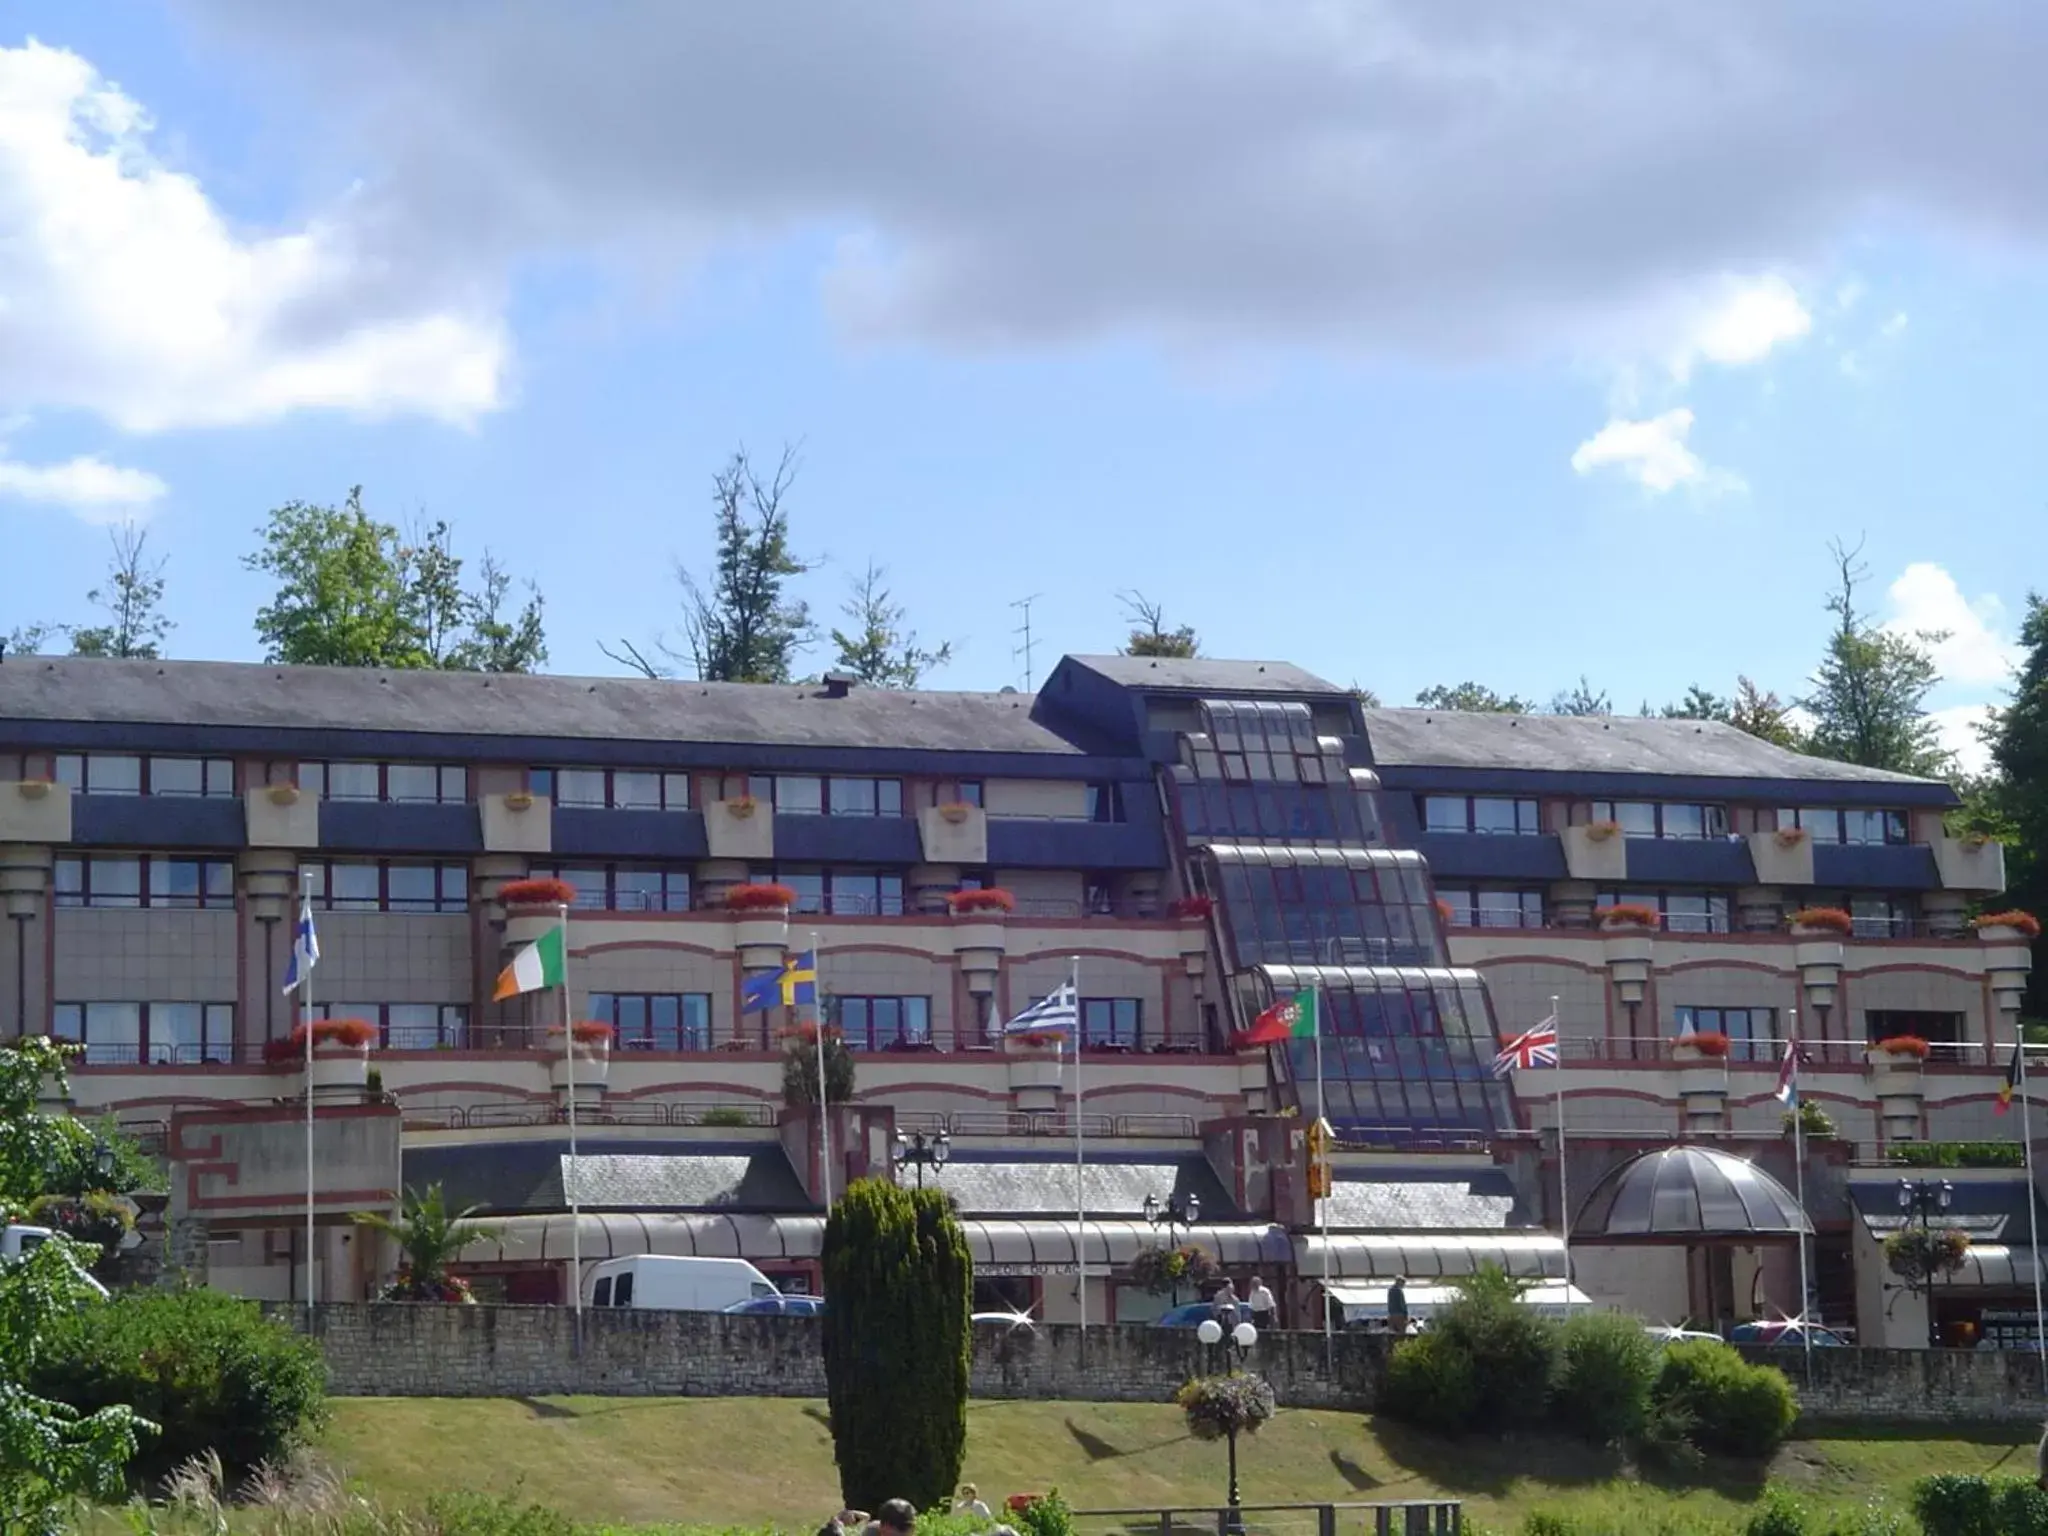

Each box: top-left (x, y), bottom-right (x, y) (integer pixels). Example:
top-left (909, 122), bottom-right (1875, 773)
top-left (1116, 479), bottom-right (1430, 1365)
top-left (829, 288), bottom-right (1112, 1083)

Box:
top-left (2, 4), bottom-right (2042, 770)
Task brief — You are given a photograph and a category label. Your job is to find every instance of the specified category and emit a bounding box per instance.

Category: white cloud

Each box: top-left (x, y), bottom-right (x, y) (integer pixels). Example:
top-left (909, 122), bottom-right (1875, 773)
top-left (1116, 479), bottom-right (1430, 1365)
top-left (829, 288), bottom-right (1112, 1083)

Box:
top-left (0, 453), bottom-right (167, 520)
top-left (1931, 703), bottom-right (1996, 777)
top-left (1570, 408), bottom-right (1743, 496)
top-left (1668, 275), bottom-right (1812, 381)
top-left (0, 40), bottom-right (507, 433)
top-left (1885, 562), bottom-right (2017, 686)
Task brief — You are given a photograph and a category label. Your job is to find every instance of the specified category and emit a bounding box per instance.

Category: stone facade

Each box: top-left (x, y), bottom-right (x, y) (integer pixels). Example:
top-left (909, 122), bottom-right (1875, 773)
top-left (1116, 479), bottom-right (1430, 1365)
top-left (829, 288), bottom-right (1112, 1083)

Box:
top-left (277, 1303), bottom-right (2048, 1423)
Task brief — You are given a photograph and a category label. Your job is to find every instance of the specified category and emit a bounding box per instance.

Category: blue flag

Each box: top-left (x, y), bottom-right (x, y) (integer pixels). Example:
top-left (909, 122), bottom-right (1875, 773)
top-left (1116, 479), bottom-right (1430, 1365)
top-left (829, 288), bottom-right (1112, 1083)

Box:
top-left (741, 950), bottom-right (817, 1014)
top-left (281, 897), bottom-right (320, 993)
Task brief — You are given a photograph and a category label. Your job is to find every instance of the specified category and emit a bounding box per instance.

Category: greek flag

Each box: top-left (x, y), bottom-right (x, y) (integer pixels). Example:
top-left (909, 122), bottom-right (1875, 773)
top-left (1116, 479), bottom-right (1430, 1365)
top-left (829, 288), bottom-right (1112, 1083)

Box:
top-left (1002, 981), bottom-right (1078, 1037)
top-left (281, 897), bottom-right (320, 993)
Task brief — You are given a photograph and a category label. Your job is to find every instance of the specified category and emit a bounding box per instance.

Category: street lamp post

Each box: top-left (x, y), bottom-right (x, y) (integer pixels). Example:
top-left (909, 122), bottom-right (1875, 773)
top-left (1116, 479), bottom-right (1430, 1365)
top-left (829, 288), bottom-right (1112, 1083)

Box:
top-left (892, 1129), bottom-right (951, 1190)
top-left (1142, 1189), bottom-right (1200, 1304)
top-left (1197, 1316), bottom-right (1257, 1532)
top-left (1897, 1176), bottom-right (1955, 1350)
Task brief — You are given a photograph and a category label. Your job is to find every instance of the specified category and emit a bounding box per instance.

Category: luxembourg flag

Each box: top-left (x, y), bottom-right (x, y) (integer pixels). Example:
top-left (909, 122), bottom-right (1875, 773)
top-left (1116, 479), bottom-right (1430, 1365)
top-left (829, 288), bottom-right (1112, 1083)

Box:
top-left (1775, 1039), bottom-right (1800, 1108)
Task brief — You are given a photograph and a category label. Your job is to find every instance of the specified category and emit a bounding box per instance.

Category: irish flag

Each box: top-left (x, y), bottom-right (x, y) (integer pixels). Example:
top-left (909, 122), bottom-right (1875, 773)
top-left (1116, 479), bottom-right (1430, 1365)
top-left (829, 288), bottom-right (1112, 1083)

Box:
top-left (1236, 988), bottom-right (1318, 1048)
top-left (494, 923), bottom-right (566, 1000)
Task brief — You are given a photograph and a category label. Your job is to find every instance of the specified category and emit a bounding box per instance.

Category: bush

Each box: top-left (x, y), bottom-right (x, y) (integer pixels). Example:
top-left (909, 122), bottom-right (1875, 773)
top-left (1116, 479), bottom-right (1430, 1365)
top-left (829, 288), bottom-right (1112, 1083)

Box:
top-left (1911, 1474), bottom-right (2048, 1536)
top-left (1015, 1489), bottom-right (1075, 1536)
top-left (1381, 1327), bottom-right (1480, 1435)
top-left (1428, 1267), bottom-right (1558, 1435)
top-left (1744, 1486), bottom-right (1812, 1536)
top-left (1550, 1310), bottom-right (1659, 1445)
top-left (423, 1491), bottom-right (579, 1536)
top-left (31, 1286), bottom-right (327, 1483)
top-left (820, 1178), bottom-right (971, 1513)
top-left (1651, 1339), bottom-right (1796, 1459)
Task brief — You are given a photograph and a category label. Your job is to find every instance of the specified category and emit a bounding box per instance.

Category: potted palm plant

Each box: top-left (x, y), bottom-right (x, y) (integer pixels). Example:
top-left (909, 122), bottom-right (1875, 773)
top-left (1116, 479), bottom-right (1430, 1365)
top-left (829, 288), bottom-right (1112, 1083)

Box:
top-left (351, 1183), bottom-right (502, 1304)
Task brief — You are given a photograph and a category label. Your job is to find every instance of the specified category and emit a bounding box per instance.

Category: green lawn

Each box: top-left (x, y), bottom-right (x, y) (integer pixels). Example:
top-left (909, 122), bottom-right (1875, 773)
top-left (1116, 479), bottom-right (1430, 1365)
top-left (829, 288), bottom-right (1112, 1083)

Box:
top-left (308, 1397), bottom-right (2038, 1532)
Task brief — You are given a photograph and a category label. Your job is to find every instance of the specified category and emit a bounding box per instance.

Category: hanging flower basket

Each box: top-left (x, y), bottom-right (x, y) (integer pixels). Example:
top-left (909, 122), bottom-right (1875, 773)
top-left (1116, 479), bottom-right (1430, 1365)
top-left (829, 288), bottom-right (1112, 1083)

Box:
top-left (725, 882), bottom-right (797, 912)
top-left (947, 888), bottom-right (1017, 916)
top-left (1598, 903), bottom-right (1661, 932)
top-left (1883, 1227), bottom-right (1969, 1288)
top-left (1773, 826), bottom-right (1809, 849)
top-left (500, 877), bottom-right (578, 909)
top-left (937, 801), bottom-right (975, 824)
top-left (1973, 910), bottom-right (2042, 939)
top-left (1788, 907), bottom-right (1854, 936)
top-left (1168, 895), bottom-right (1215, 920)
top-left (1176, 1374), bottom-right (1276, 1441)
top-left (1584, 819), bottom-right (1622, 843)
top-left (1876, 1034), bottom-right (1931, 1061)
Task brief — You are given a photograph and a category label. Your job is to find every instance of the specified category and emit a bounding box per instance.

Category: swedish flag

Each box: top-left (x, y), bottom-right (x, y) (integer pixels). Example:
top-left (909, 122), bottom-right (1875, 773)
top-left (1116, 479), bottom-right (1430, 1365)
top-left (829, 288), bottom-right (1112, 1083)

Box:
top-left (741, 950), bottom-right (817, 1014)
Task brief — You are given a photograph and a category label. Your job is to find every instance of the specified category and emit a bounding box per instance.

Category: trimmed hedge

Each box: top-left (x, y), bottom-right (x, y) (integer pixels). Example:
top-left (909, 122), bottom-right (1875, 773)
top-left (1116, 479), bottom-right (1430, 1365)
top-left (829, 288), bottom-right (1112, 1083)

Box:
top-left (1651, 1339), bottom-right (1796, 1459)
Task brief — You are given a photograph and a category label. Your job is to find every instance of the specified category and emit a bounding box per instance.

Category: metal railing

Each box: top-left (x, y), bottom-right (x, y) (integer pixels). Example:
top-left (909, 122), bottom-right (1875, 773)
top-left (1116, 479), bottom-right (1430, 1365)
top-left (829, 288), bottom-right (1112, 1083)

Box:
top-left (400, 1100), bottom-right (778, 1132)
top-left (895, 1109), bottom-right (1199, 1140)
top-left (1070, 1502), bottom-right (1460, 1536)
top-left (1555, 1034), bottom-right (1998, 1068)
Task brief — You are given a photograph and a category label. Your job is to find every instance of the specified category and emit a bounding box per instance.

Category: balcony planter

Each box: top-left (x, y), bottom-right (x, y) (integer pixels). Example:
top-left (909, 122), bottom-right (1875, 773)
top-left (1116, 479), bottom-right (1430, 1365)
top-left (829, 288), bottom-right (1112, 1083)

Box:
top-left (1674, 1031), bottom-right (1732, 1062)
top-left (1584, 820), bottom-right (1622, 843)
top-left (504, 790), bottom-right (534, 812)
top-left (1868, 1035), bottom-right (1930, 1069)
top-left (937, 801), bottom-right (973, 825)
top-left (1598, 905), bottom-right (1661, 933)
top-left (1774, 826), bottom-right (1809, 850)
top-left (948, 887), bottom-right (1017, 916)
top-left (1973, 910), bottom-right (2041, 942)
top-left (547, 1022), bottom-right (613, 1091)
top-left (1168, 895), bottom-right (1215, 921)
top-left (1789, 907), bottom-right (1854, 938)
top-left (500, 877), bottom-right (578, 912)
top-left (265, 782), bottom-right (299, 807)
top-left (286, 1018), bottom-right (375, 1102)
top-left (726, 795), bottom-right (759, 820)
top-left (725, 882), bottom-right (797, 913)
top-left (16, 779), bottom-right (51, 801)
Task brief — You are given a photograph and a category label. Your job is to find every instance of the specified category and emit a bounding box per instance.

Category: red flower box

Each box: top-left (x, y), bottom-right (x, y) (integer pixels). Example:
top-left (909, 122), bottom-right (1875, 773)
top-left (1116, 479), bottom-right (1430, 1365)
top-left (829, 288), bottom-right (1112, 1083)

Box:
top-left (1598, 903), bottom-right (1661, 931)
top-left (547, 1021), bottom-right (616, 1045)
top-left (1876, 1035), bottom-right (1930, 1060)
top-left (947, 888), bottom-right (1016, 915)
top-left (500, 877), bottom-right (578, 909)
top-left (268, 1017), bottom-right (377, 1062)
top-left (1168, 895), bottom-right (1215, 920)
top-left (1788, 907), bottom-right (1854, 936)
top-left (725, 882), bottom-right (798, 912)
top-left (1974, 910), bottom-right (2042, 939)
top-left (1677, 1030), bottom-right (1731, 1058)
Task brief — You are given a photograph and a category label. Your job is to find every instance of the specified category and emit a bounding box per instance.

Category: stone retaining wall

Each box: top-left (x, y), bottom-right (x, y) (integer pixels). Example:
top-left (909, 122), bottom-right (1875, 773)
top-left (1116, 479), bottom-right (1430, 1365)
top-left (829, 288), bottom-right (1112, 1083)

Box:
top-left (277, 1305), bottom-right (2048, 1422)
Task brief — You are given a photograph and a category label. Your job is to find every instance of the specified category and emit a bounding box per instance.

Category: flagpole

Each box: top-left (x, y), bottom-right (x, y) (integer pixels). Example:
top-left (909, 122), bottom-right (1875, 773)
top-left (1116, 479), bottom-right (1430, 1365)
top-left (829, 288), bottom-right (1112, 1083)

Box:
top-left (1073, 956), bottom-right (1086, 1345)
top-left (560, 904), bottom-right (582, 1331)
top-left (1316, 978), bottom-right (1331, 1361)
top-left (2021, 1036), bottom-right (2046, 1380)
top-left (300, 874), bottom-right (315, 1322)
top-left (1552, 994), bottom-right (1571, 1312)
top-left (1789, 1009), bottom-right (1812, 1385)
top-left (814, 929), bottom-right (831, 1210)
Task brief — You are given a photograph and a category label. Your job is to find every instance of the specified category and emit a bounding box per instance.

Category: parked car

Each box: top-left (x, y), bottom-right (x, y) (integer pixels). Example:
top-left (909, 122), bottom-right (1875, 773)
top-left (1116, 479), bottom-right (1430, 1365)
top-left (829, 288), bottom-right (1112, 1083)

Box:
top-left (1154, 1301), bottom-right (1228, 1329)
top-left (1, 1223), bottom-right (109, 1298)
top-left (585, 1255), bottom-right (779, 1313)
top-left (971, 1310), bottom-right (1037, 1333)
top-left (1643, 1324), bottom-right (1725, 1344)
top-left (1728, 1320), bottom-right (1848, 1347)
top-left (723, 1293), bottom-right (824, 1317)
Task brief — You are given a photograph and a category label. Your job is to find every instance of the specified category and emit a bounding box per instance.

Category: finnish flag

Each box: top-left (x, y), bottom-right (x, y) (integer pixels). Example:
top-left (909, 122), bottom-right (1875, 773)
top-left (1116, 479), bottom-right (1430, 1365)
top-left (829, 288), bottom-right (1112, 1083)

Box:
top-left (281, 896), bottom-right (320, 993)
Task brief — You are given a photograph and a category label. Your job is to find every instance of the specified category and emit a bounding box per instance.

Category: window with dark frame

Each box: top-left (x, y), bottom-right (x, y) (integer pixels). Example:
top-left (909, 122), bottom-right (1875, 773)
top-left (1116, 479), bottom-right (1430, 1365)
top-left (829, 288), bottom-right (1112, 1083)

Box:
top-left (1866, 1009), bottom-right (1965, 1051)
top-left (1591, 801), bottom-right (1729, 839)
top-left (55, 855), bottom-right (235, 909)
top-left (529, 864), bottom-right (693, 913)
top-left (311, 1002), bottom-right (468, 1049)
top-left (1422, 795), bottom-right (1541, 836)
top-left (298, 761), bottom-right (469, 804)
top-left (1673, 1004), bottom-right (1777, 1063)
top-left (53, 754), bottom-right (237, 797)
top-left (832, 995), bottom-right (932, 1050)
top-left (758, 868), bottom-right (907, 915)
top-left (1434, 885), bottom-right (1545, 929)
top-left (51, 1000), bottom-right (235, 1064)
top-left (1081, 996), bottom-right (1143, 1049)
top-left (1776, 807), bottom-right (1910, 846)
top-left (299, 860), bottom-right (470, 913)
top-left (1594, 889), bottom-right (1731, 933)
top-left (586, 992), bottom-right (713, 1051)
top-left (531, 767), bottom-right (690, 812)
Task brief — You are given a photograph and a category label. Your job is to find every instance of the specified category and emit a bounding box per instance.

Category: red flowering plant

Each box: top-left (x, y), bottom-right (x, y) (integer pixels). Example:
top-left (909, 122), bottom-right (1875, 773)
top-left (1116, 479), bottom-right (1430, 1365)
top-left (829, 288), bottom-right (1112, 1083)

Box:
top-left (1675, 1030), bottom-right (1731, 1059)
top-left (267, 1017), bottom-right (378, 1062)
top-left (499, 877), bottom-right (579, 909)
top-left (1788, 907), bottom-right (1855, 936)
top-left (1597, 904), bottom-right (1662, 931)
top-left (547, 1020), bottom-right (617, 1046)
top-left (947, 887), bottom-right (1017, 915)
top-left (1876, 1034), bottom-right (1931, 1060)
top-left (1168, 895), bottom-right (1215, 920)
top-left (1973, 910), bottom-right (2042, 939)
top-left (726, 882), bottom-right (799, 912)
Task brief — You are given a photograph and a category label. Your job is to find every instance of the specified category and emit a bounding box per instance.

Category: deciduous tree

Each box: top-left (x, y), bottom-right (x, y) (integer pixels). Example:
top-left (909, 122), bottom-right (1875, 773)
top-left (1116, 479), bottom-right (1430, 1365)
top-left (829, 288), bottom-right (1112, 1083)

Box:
top-left (1801, 538), bottom-right (1951, 777)
top-left (1120, 591), bottom-right (1199, 658)
top-left (1414, 682), bottom-right (1530, 713)
top-left (70, 525), bottom-right (171, 660)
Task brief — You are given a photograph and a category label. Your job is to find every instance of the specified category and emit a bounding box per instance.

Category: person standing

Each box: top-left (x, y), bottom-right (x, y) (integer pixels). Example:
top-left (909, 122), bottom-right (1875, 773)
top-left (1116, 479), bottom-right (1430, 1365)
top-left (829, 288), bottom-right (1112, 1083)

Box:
top-left (956, 1486), bottom-right (992, 1520)
top-left (1212, 1276), bottom-right (1240, 1324)
top-left (1246, 1274), bottom-right (1277, 1330)
top-left (1386, 1276), bottom-right (1410, 1338)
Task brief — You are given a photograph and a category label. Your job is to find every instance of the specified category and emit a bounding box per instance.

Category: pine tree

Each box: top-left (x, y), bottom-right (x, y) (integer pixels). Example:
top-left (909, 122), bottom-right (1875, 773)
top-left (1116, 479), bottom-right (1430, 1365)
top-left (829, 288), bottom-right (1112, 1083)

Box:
top-left (830, 564), bottom-right (951, 687)
top-left (820, 1178), bottom-right (971, 1512)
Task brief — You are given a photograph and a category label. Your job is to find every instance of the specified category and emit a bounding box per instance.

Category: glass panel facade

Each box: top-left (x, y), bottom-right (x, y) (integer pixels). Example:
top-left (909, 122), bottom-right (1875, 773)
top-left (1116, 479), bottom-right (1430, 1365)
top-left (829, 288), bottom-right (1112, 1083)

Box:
top-left (1172, 698), bottom-right (1508, 1143)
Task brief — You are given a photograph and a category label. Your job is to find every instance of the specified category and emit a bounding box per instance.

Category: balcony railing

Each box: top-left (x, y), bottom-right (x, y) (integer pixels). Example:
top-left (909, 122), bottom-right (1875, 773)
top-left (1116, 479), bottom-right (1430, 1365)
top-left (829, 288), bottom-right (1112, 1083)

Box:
top-left (401, 1100), bottom-right (779, 1132)
top-left (894, 1109), bottom-right (1199, 1139)
top-left (558, 892), bottom-right (1160, 920)
top-left (1446, 913), bottom-right (1935, 939)
top-left (1553, 1034), bottom-right (1999, 1068)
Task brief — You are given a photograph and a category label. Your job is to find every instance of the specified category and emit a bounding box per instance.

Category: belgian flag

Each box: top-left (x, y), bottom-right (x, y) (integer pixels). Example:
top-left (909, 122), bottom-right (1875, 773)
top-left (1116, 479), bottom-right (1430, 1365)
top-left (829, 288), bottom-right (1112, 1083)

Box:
top-left (1997, 1039), bottom-right (2024, 1116)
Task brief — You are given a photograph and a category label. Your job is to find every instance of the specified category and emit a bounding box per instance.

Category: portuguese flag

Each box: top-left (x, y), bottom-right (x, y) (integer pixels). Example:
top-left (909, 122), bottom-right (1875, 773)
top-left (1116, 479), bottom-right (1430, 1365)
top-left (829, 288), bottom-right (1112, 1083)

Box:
top-left (494, 923), bottom-right (567, 1000)
top-left (1236, 988), bottom-right (1318, 1048)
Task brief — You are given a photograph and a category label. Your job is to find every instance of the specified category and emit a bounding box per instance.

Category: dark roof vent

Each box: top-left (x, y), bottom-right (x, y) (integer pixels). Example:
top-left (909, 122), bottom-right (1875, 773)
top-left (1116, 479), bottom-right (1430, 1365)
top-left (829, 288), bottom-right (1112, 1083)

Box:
top-left (821, 672), bottom-right (857, 699)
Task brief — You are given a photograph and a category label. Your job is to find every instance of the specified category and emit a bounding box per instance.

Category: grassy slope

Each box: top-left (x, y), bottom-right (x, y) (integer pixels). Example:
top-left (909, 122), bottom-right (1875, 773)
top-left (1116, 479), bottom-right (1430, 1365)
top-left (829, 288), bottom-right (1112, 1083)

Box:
top-left (315, 1398), bottom-right (2037, 1532)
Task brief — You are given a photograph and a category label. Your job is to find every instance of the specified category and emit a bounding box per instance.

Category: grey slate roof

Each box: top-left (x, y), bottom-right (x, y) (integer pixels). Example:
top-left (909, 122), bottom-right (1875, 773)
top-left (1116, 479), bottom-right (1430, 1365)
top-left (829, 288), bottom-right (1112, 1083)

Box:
top-left (0, 657), bottom-right (1091, 756)
top-left (927, 1155), bottom-right (1238, 1218)
top-left (1321, 1169), bottom-right (1526, 1231)
top-left (1066, 655), bottom-right (1341, 695)
top-left (402, 1140), bottom-right (811, 1213)
top-left (1363, 708), bottom-right (1943, 788)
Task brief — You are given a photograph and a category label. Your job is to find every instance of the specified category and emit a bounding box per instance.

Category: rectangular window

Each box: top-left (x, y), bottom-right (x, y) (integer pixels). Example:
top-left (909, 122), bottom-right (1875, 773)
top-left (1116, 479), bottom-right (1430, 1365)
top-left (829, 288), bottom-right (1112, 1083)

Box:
top-left (324, 762), bottom-right (383, 801)
top-left (956, 781), bottom-right (984, 808)
top-left (1082, 997), bottom-right (1143, 1050)
top-left (1867, 1009), bottom-right (1965, 1052)
top-left (148, 857), bottom-right (235, 909)
top-left (827, 871), bottom-right (905, 916)
top-left (303, 861), bottom-right (468, 913)
top-left (314, 1002), bottom-right (467, 1049)
top-left (329, 862), bottom-right (381, 910)
top-left (1086, 782), bottom-right (1126, 823)
top-left (1423, 796), bottom-right (1540, 835)
top-left (1847, 895), bottom-right (1914, 939)
top-left (1674, 1005), bottom-right (1776, 1063)
top-left (54, 754), bottom-right (144, 795)
top-left (51, 1001), bottom-right (230, 1065)
top-left (541, 768), bottom-right (689, 811)
top-left (148, 757), bottom-right (235, 797)
top-left (587, 992), bottom-right (713, 1051)
top-left (555, 769), bottom-right (608, 808)
top-left (774, 776), bottom-right (824, 815)
top-left (1781, 808), bottom-right (1910, 846)
top-left (833, 995), bottom-right (931, 1051)
top-left (1437, 886), bottom-right (1545, 929)
top-left (1594, 802), bottom-right (1728, 839)
top-left (829, 777), bottom-right (878, 817)
top-left (1596, 890), bottom-right (1731, 933)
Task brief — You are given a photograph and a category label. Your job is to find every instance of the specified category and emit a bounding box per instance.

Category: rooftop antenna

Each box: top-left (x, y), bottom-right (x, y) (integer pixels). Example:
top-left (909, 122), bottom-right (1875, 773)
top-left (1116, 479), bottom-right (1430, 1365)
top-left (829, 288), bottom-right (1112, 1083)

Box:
top-left (1010, 594), bottom-right (1042, 692)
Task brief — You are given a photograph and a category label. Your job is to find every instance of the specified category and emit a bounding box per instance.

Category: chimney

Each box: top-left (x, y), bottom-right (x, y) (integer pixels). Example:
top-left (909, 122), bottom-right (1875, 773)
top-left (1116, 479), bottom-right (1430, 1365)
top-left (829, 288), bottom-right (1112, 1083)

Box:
top-left (821, 672), bottom-right (856, 699)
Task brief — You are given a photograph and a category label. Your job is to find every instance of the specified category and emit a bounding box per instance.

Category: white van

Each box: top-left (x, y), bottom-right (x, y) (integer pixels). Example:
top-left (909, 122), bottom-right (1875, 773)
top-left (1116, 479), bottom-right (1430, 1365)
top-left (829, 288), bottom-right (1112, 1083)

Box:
top-left (2, 1223), bottom-right (110, 1297)
top-left (582, 1255), bottom-right (778, 1313)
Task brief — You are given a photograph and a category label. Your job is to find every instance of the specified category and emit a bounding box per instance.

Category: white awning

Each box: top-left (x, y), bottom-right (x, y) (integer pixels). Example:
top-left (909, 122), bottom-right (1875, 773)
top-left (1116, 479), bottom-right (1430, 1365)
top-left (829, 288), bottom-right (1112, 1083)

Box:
top-left (1325, 1280), bottom-right (1591, 1319)
top-left (1954, 1244), bottom-right (2039, 1289)
top-left (1295, 1231), bottom-right (1566, 1280)
top-left (458, 1214), bottom-right (1293, 1273)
